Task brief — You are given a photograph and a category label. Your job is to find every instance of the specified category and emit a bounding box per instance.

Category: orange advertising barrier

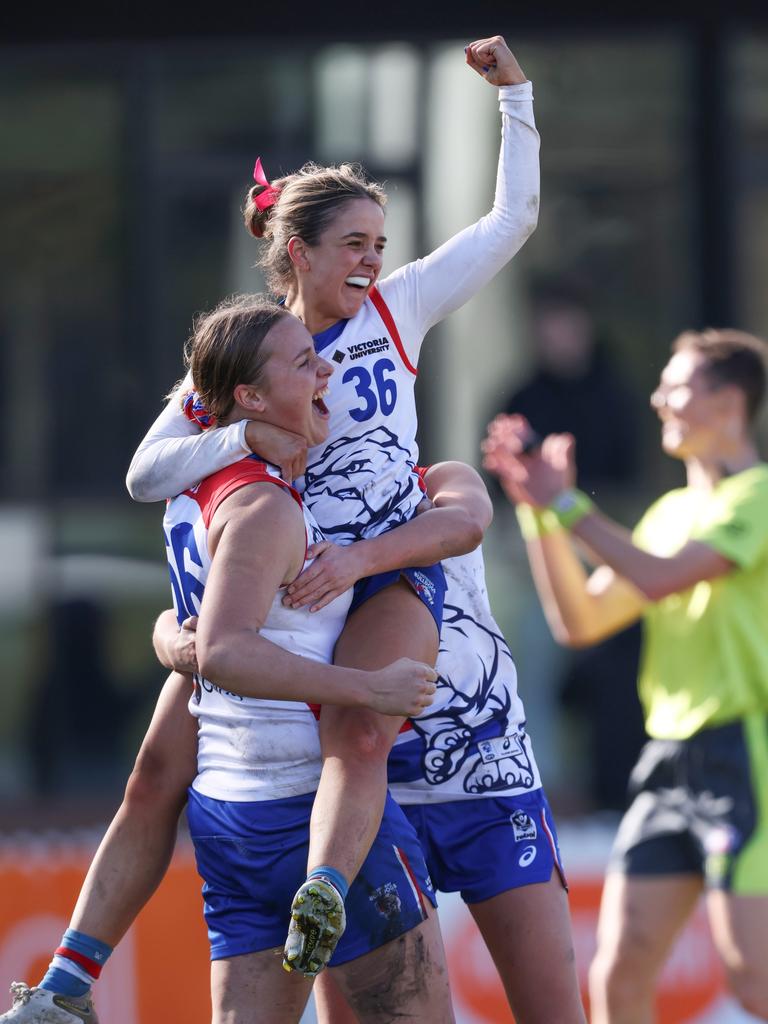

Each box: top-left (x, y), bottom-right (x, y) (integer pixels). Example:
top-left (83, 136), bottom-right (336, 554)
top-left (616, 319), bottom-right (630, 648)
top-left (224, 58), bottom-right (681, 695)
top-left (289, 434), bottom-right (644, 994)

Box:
top-left (0, 837), bottom-right (211, 1024)
top-left (441, 876), bottom-right (732, 1024)
top-left (0, 832), bottom-right (744, 1023)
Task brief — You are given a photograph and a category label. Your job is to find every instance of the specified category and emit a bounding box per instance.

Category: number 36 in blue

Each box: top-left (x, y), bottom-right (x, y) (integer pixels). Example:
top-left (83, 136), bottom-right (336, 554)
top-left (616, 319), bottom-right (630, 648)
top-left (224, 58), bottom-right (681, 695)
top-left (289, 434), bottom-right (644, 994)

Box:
top-left (343, 358), bottom-right (398, 422)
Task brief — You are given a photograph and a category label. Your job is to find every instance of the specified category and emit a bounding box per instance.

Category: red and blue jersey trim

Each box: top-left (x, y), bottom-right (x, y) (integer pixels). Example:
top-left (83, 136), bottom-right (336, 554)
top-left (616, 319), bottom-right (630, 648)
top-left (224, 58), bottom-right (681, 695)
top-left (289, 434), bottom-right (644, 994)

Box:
top-left (184, 456), bottom-right (302, 529)
top-left (369, 286), bottom-right (418, 377)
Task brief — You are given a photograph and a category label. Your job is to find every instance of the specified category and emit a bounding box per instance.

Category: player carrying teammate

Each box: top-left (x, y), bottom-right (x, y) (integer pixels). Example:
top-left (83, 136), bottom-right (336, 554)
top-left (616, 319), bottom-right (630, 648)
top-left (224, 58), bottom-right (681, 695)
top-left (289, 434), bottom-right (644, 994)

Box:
top-left (127, 34), bottom-right (538, 975)
top-left (0, 36), bottom-right (570, 1024)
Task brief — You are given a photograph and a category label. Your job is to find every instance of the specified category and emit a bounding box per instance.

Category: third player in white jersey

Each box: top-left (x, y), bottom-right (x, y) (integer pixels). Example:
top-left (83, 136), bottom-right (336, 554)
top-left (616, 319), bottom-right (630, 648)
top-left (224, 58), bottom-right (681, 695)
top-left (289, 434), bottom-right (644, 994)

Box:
top-left (389, 545), bottom-right (542, 804)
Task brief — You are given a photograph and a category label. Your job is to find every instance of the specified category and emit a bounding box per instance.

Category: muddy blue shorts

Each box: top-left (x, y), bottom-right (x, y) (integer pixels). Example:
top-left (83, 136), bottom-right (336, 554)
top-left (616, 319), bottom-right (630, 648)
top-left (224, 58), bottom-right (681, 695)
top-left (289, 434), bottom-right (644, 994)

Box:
top-left (187, 787), bottom-right (436, 963)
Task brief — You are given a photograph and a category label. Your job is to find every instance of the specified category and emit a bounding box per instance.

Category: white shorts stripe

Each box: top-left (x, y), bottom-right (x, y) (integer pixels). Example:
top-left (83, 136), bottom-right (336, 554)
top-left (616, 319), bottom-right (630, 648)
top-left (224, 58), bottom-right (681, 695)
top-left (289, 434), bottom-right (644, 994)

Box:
top-left (393, 845), bottom-right (427, 920)
top-left (539, 807), bottom-right (568, 888)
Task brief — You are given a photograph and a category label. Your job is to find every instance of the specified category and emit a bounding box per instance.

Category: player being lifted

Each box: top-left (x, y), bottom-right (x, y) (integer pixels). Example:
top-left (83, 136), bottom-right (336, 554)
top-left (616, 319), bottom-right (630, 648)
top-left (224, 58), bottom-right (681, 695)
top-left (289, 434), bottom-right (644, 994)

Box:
top-left (127, 33), bottom-right (539, 977)
top-left (0, 36), bottom-right (585, 1024)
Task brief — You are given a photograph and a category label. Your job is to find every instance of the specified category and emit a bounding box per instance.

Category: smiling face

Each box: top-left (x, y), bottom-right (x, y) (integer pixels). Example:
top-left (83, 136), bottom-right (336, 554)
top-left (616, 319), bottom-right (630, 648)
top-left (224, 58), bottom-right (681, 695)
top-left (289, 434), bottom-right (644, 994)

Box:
top-left (295, 197), bottom-right (386, 325)
top-left (650, 349), bottom-right (733, 460)
top-left (258, 316), bottom-right (334, 448)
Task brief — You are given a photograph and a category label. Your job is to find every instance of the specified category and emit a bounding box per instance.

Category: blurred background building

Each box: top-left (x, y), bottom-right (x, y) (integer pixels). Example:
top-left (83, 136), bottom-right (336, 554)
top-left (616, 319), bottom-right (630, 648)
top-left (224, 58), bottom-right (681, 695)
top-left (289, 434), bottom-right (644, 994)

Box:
top-left (1, 3), bottom-right (767, 831)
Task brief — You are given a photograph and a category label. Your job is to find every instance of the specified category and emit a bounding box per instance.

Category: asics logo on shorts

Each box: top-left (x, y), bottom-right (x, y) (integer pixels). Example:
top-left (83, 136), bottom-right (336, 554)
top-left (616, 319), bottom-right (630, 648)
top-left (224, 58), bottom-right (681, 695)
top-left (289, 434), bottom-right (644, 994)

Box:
top-left (518, 845), bottom-right (537, 868)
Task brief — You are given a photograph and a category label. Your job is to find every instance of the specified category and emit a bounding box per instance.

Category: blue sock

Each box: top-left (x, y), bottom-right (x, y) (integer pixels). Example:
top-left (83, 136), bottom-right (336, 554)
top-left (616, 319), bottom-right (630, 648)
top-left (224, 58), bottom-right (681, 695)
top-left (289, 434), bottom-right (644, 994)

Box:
top-left (40, 929), bottom-right (113, 997)
top-left (307, 865), bottom-right (349, 901)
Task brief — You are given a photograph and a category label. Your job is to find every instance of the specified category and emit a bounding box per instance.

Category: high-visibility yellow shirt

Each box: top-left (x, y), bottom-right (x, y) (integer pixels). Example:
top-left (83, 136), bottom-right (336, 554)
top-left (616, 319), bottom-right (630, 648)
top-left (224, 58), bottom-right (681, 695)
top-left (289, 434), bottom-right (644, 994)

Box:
top-left (633, 464), bottom-right (768, 739)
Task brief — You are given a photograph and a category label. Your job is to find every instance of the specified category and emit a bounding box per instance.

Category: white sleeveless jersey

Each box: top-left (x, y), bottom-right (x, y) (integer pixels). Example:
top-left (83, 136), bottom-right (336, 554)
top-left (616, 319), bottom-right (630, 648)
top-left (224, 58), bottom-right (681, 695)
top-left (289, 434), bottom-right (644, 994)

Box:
top-left (299, 287), bottom-right (422, 543)
top-left (387, 544), bottom-right (542, 804)
top-left (163, 457), bottom-right (352, 802)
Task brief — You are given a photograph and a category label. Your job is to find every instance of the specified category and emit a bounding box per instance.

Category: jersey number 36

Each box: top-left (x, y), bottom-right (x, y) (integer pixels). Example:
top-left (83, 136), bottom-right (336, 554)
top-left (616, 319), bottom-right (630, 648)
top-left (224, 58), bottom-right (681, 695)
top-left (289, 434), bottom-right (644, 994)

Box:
top-left (343, 358), bottom-right (398, 422)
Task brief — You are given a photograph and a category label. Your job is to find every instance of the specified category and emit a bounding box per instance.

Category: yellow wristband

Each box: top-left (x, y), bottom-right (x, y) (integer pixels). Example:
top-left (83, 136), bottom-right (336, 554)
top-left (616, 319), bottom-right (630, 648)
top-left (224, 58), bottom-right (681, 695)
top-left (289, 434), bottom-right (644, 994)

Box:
top-left (548, 488), bottom-right (594, 530)
top-left (515, 503), bottom-right (561, 541)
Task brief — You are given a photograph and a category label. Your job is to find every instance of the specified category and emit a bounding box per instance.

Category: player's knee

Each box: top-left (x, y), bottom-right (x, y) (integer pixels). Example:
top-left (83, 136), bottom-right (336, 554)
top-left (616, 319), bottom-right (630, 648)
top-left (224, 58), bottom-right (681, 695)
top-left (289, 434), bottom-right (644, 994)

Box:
top-left (346, 719), bottom-right (393, 763)
top-left (323, 711), bottom-right (394, 765)
top-left (727, 962), bottom-right (768, 1020)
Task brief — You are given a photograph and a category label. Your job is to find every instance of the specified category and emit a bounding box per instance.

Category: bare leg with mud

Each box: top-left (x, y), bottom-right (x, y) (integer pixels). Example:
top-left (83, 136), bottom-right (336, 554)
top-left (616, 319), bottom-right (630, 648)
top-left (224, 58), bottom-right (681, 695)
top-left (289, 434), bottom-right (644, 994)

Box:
top-left (284, 580), bottom-right (438, 975)
top-left (313, 875), bottom-right (586, 1024)
top-left (332, 904), bottom-right (454, 1024)
top-left (210, 904), bottom-right (453, 1024)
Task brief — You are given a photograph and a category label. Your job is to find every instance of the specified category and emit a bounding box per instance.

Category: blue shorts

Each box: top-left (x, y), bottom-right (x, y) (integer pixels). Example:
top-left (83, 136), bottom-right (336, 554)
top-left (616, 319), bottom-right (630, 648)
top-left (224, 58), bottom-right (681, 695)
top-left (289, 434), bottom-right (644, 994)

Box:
top-left (401, 789), bottom-right (567, 904)
top-left (187, 787), bottom-right (436, 963)
top-left (350, 562), bottom-right (446, 633)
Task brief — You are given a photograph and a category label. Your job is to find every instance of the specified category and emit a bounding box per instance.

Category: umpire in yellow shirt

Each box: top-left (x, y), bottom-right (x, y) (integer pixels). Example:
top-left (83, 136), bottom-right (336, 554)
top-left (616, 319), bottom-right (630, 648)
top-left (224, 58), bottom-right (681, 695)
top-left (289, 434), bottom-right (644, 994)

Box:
top-left (484, 328), bottom-right (768, 1024)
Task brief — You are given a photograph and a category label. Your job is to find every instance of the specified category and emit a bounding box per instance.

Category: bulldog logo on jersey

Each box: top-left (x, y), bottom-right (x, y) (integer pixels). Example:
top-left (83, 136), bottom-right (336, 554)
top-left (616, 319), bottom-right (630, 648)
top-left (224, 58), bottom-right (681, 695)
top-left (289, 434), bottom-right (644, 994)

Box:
top-left (409, 600), bottom-right (535, 795)
top-left (303, 426), bottom-right (418, 545)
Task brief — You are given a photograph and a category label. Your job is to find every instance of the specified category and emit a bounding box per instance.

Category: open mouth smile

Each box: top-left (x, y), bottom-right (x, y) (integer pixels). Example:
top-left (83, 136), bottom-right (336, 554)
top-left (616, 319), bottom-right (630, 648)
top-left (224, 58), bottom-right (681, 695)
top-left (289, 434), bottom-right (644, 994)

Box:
top-left (312, 386), bottom-right (330, 418)
top-left (344, 276), bottom-right (371, 290)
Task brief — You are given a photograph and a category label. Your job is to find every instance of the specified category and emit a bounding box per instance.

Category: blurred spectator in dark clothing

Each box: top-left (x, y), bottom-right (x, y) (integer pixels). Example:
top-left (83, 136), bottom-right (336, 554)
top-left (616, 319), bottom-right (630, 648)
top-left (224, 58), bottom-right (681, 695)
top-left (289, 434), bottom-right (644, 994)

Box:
top-left (503, 277), bottom-right (640, 494)
top-left (29, 598), bottom-right (136, 795)
top-left (502, 277), bottom-right (646, 811)
top-left (559, 628), bottom-right (646, 810)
